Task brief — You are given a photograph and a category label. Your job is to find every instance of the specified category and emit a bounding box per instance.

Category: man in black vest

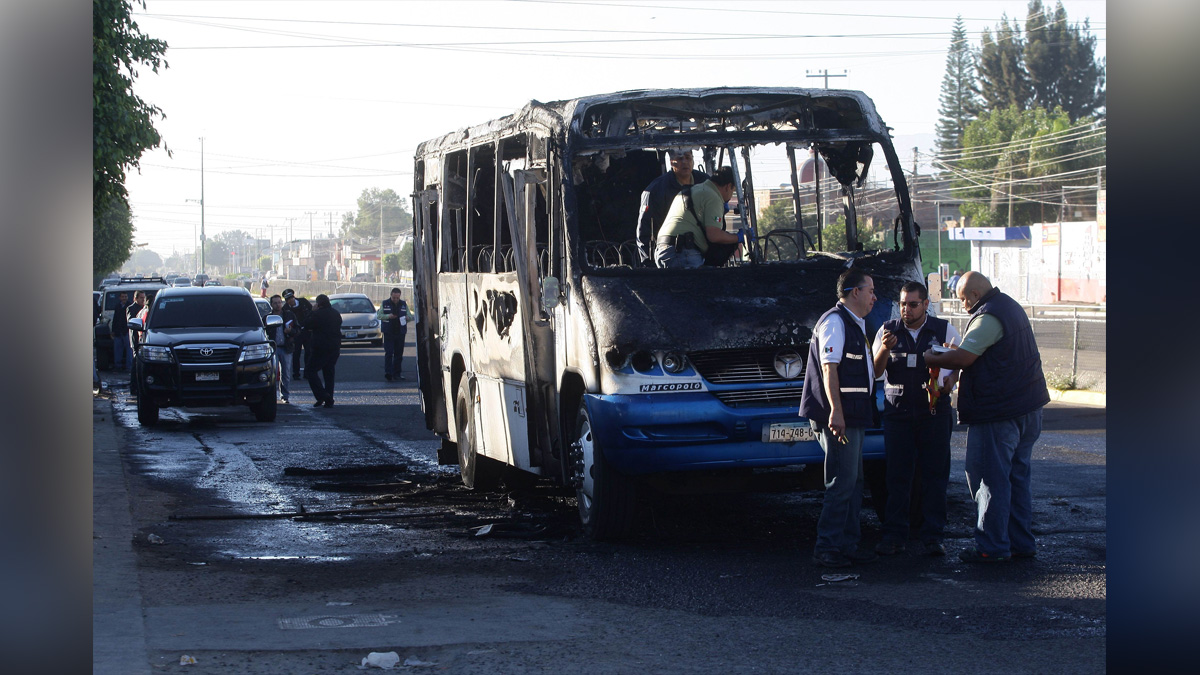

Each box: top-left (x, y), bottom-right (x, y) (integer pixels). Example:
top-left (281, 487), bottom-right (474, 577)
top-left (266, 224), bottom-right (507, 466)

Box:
top-left (379, 287), bottom-right (409, 381)
top-left (872, 281), bottom-right (962, 557)
top-left (799, 268), bottom-right (879, 568)
top-left (925, 272), bottom-right (1050, 563)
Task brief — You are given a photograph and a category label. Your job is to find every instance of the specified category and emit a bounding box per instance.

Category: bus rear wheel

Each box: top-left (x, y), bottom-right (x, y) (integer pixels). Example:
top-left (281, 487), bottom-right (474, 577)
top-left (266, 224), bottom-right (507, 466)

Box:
top-left (455, 378), bottom-right (500, 490)
top-left (574, 401), bottom-right (636, 540)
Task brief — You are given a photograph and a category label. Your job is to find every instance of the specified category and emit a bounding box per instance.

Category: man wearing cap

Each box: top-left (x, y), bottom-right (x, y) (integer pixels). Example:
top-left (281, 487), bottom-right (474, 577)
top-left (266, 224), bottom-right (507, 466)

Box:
top-left (378, 287), bottom-right (410, 381)
top-left (282, 289), bottom-right (313, 379)
top-left (654, 166), bottom-right (742, 269)
top-left (636, 148), bottom-right (708, 265)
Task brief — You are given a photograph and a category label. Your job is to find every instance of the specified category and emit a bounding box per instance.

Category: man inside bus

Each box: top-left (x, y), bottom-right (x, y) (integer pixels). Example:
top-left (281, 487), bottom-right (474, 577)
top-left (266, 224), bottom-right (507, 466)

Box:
top-left (799, 268), bottom-right (879, 568)
top-left (653, 166), bottom-right (742, 269)
top-left (636, 148), bottom-right (707, 265)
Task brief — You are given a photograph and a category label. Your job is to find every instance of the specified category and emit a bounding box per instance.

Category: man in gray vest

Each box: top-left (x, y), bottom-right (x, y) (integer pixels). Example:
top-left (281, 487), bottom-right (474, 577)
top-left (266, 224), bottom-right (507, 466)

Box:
top-left (924, 271), bottom-right (1050, 563)
top-left (799, 268), bottom-right (879, 568)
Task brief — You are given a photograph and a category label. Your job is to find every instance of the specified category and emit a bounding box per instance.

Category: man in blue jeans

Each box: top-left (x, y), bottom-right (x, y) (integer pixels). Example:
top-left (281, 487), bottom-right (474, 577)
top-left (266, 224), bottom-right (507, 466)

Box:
top-left (925, 271), bottom-right (1050, 563)
top-left (798, 268), bottom-right (879, 568)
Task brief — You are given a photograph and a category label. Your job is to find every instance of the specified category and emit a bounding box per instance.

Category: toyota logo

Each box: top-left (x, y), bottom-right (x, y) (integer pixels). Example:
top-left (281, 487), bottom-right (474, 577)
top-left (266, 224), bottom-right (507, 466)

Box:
top-left (200, 347), bottom-right (214, 356)
top-left (773, 350), bottom-right (804, 379)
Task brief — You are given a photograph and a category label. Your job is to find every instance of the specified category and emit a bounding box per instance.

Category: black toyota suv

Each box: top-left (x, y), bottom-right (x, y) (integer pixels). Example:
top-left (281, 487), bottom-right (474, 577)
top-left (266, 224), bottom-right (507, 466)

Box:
top-left (129, 286), bottom-right (282, 426)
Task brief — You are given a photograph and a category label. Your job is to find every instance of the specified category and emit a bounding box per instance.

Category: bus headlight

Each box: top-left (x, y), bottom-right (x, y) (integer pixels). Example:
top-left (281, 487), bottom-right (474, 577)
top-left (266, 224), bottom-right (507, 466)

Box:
top-left (630, 350), bottom-right (656, 373)
top-left (661, 351), bottom-right (687, 373)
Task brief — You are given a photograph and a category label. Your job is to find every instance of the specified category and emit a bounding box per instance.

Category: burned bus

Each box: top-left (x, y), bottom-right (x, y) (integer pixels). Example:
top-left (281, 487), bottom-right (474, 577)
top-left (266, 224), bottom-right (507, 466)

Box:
top-left (411, 88), bottom-right (928, 539)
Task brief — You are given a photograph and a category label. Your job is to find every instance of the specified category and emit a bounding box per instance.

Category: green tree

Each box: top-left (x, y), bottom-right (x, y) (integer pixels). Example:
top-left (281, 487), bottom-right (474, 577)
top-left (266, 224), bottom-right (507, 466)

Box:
top-left (342, 188), bottom-right (413, 241)
top-left (935, 16), bottom-right (982, 155)
top-left (121, 248), bottom-right (163, 274)
top-left (956, 105), bottom-right (1105, 228)
top-left (94, 196), bottom-right (135, 277)
top-left (398, 241), bottom-right (414, 271)
top-left (258, 255), bottom-right (272, 272)
top-left (383, 253), bottom-right (400, 275)
top-left (977, 16), bottom-right (1031, 111)
top-left (93, 0), bottom-right (168, 275)
top-left (1023, 0), bottom-right (1105, 121)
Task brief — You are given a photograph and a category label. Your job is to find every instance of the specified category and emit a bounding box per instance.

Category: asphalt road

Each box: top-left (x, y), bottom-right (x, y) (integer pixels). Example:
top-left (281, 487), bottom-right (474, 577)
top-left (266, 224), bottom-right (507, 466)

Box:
top-left (94, 337), bottom-right (1106, 673)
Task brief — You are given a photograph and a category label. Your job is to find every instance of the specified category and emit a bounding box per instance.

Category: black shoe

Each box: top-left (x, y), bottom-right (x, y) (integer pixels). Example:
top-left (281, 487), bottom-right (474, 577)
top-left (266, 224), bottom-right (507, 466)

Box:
top-left (845, 547), bottom-right (879, 564)
top-left (313, 400), bottom-right (325, 407)
top-left (875, 540), bottom-right (906, 556)
top-left (923, 541), bottom-right (947, 557)
top-left (958, 547), bottom-right (1010, 563)
top-left (398, 374), bottom-right (407, 380)
top-left (1012, 549), bottom-right (1037, 559)
top-left (323, 399), bottom-right (334, 408)
top-left (812, 550), bottom-right (851, 568)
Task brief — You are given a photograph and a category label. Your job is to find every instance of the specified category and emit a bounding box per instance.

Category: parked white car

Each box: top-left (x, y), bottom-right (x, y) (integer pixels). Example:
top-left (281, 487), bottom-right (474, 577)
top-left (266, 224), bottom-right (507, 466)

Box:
top-left (328, 293), bottom-right (383, 346)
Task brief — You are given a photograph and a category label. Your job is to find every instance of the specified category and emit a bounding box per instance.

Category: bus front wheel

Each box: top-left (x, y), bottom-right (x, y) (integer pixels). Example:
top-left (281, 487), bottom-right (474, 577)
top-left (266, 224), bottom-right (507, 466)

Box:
top-left (455, 378), bottom-right (500, 490)
top-left (574, 401), bottom-right (636, 540)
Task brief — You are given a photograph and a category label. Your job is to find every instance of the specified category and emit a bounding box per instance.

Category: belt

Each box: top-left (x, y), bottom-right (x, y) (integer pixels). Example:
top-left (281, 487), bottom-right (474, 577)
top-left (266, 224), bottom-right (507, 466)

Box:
top-left (657, 234), bottom-right (699, 250)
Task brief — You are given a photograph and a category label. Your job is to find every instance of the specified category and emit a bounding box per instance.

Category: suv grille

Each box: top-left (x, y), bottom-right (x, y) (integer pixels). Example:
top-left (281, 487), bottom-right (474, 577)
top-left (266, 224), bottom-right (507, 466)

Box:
top-left (688, 346), bottom-right (809, 384)
top-left (175, 346), bottom-right (240, 365)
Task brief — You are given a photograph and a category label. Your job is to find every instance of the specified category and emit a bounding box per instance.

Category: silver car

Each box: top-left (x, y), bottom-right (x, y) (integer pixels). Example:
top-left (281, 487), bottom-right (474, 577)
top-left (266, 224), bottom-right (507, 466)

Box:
top-left (328, 293), bottom-right (383, 346)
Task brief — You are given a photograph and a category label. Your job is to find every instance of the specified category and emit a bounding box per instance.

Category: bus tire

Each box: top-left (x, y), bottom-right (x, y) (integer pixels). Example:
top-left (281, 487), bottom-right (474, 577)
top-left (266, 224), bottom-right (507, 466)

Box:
top-left (455, 378), bottom-right (500, 490)
top-left (575, 401), bottom-right (636, 540)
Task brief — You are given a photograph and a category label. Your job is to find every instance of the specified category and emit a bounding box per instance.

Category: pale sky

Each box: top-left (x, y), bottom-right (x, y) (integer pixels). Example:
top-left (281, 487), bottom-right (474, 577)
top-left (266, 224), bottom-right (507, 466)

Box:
top-left (123, 0), bottom-right (1106, 261)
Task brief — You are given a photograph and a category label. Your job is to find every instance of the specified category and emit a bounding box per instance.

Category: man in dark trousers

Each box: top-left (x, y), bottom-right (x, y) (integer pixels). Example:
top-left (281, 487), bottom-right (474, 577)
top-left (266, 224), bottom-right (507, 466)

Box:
top-left (379, 287), bottom-right (409, 381)
top-left (635, 148), bottom-right (708, 265)
top-left (302, 293), bottom-right (342, 408)
top-left (798, 268), bottom-right (879, 568)
top-left (871, 281), bottom-right (962, 557)
top-left (283, 289), bottom-right (313, 379)
top-left (925, 271), bottom-right (1050, 563)
top-left (111, 292), bottom-right (132, 372)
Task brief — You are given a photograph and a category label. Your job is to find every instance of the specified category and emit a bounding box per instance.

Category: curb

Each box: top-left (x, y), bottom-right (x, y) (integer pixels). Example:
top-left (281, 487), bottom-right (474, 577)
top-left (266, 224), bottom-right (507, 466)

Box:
top-left (1047, 387), bottom-right (1105, 407)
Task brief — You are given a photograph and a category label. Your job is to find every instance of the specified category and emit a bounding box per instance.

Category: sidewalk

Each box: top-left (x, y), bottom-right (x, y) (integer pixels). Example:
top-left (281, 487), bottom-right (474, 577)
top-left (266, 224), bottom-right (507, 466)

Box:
top-left (1047, 387), bottom-right (1105, 407)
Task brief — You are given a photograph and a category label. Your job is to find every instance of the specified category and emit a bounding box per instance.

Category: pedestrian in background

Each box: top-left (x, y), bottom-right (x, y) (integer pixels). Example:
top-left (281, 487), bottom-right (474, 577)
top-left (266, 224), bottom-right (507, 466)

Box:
top-left (798, 268), bottom-right (879, 568)
top-left (111, 291), bottom-right (132, 372)
top-left (302, 293), bottom-right (342, 408)
top-left (872, 281), bottom-right (961, 557)
top-left (379, 287), bottom-right (409, 381)
top-left (925, 271), bottom-right (1049, 563)
top-left (268, 294), bottom-right (296, 404)
top-left (283, 289), bottom-right (313, 379)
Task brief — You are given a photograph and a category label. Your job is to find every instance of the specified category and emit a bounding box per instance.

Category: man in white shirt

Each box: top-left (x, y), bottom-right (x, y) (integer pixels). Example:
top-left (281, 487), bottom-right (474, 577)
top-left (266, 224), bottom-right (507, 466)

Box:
top-left (798, 268), bottom-right (879, 568)
top-left (871, 282), bottom-right (961, 557)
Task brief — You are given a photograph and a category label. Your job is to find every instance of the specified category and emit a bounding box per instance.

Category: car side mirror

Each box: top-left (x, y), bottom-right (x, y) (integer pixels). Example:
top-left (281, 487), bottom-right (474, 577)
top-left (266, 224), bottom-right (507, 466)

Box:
top-left (128, 318), bottom-right (144, 332)
top-left (264, 314), bottom-right (283, 328)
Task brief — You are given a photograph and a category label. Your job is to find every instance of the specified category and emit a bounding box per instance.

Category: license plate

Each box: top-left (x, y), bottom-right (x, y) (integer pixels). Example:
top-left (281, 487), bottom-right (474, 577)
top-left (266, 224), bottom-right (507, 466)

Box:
top-left (344, 332), bottom-right (358, 339)
top-left (763, 422), bottom-right (816, 443)
top-left (196, 372), bottom-right (220, 382)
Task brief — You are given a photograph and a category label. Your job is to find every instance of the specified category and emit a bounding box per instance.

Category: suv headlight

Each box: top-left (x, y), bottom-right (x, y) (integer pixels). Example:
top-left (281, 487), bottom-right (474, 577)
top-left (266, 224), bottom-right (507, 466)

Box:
top-left (141, 346), bottom-right (174, 363)
top-left (239, 343), bottom-right (273, 362)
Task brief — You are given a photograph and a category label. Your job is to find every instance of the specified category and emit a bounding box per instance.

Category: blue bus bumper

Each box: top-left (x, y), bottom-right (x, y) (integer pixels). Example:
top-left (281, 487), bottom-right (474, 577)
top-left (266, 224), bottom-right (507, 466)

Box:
top-left (583, 392), bottom-right (885, 476)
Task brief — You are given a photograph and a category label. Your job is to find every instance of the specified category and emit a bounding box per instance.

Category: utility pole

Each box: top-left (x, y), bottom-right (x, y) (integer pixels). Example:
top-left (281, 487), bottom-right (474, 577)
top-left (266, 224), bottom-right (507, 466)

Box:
top-left (199, 137), bottom-right (206, 274)
top-left (305, 211), bottom-right (317, 279)
top-left (380, 202), bottom-right (386, 282)
top-left (805, 69), bottom-right (847, 88)
top-left (1007, 165), bottom-right (1014, 227)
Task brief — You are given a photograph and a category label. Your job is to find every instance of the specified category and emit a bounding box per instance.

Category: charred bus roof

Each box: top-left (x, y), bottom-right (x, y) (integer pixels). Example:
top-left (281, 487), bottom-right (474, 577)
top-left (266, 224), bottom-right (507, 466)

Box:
top-left (416, 87), bottom-right (895, 158)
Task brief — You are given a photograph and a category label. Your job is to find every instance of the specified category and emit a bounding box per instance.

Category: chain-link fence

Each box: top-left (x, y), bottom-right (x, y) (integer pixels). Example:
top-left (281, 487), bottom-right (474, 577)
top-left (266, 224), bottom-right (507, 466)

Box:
top-left (941, 302), bottom-right (1106, 392)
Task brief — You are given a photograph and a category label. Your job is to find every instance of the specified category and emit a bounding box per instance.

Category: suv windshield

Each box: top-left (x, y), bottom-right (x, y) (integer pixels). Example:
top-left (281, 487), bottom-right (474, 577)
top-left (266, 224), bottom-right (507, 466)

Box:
top-left (148, 294), bottom-right (263, 329)
top-left (330, 297), bottom-right (375, 314)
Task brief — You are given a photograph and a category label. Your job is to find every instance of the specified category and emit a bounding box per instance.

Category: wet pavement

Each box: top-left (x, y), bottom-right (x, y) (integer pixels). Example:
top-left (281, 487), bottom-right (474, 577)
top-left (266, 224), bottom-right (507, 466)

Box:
top-left (94, 339), bottom-right (1106, 673)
